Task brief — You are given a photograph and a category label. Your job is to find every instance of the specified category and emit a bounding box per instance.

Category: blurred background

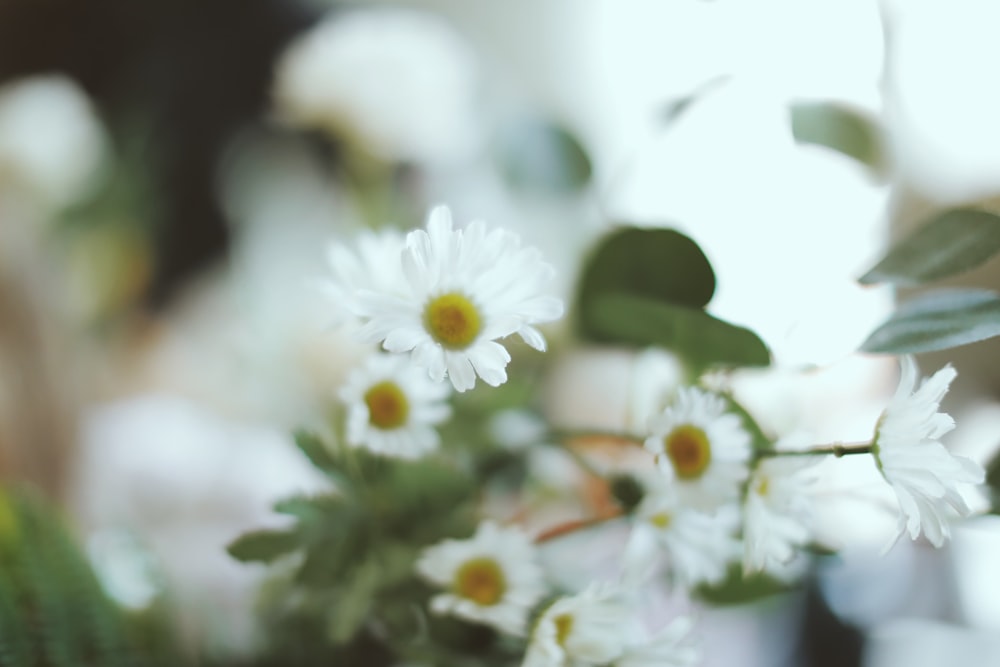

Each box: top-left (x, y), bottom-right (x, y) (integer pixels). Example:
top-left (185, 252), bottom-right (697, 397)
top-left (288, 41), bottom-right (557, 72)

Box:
top-left (1, 0), bottom-right (1000, 665)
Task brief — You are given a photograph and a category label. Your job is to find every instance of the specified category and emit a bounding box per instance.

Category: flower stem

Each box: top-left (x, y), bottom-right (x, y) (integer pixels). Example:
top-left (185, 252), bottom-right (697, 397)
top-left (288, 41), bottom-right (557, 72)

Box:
top-left (548, 428), bottom-right (646, 448)
top-left (756, 442), bottom-right (874, 459)
top-left (534, 512), bottom-right (624, 544)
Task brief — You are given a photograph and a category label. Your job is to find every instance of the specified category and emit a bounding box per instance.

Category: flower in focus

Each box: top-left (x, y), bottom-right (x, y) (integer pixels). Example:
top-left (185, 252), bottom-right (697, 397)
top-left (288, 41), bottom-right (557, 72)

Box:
top-left (523, 585), bottom-right (629, 667)
top-left (743, 453), bottom-right (821, 577)
top-left (416, 521), bottom-right (547, 636)
top-left (643, 387), bottom-right (752, 509)
top-left (324, 229), bottom-right (406, 327)
top-left (354, 205), bottom-right (564, 392)
top-left (872, 357), bottom-right (985, 547)
top-left (339, 353), bottom-right (451, 459)
top-left (624, 485), bottom-right (740, 590)
top-left (272, 9), bottom-right (479, 164)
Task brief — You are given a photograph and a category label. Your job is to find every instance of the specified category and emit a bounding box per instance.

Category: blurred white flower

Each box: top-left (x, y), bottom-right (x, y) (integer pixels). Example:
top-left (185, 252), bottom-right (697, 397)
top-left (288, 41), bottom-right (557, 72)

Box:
top-left (416, 521), bottom-right (547, 636)
top-left (872, 357), bottom-right (985, 548)
top-left (523, 585), bottom-right (629, 667)
top-left (272, 9), bottom-right (480, 164)
top-left (743, 453), bottom-right (822, 578)
top-left (353, 205), bottom-right (564, 392)
top-left (625, 485), bottom-right (740, 590)
top-left (0, 74), bottom-right (106, 207)
top-left (643, 387), bottom-right (752, 509)
top-left (339, 352), bottom-right (451, 459)
top-left (323, 229), bottom-right (406, 328)
top-left (615, 615), bottom-right (701, 667)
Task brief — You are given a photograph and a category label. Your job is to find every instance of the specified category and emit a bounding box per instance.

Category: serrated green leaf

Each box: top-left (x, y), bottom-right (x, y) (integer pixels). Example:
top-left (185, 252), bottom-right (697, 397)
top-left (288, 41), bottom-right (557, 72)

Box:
top-left (860, 209), bottom-right (1000, 286)
top-left (584, 293), bottom-right (770, 370)
top-left (227, 529), bottom-right (300, 564)
top-left (495, 118), bottom-right (592, 194)
top-left (860, 289), bottom-right (1000, 354)
top-left (577, 227), bottom-right (716, 328)
top-left (791, 101), bottom-right (882, 168)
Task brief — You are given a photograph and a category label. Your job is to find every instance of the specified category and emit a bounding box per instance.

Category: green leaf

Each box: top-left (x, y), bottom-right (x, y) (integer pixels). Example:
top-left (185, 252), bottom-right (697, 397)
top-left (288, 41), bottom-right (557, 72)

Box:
top-left (293, 431), bottom-right (347, 484)
top-left (860, 209), bottom-right (1000, 286)
top-left (695, 564), bottom-right (788, 605)
top-left (583, 293), bottom-right (770, 370)
top-left (986, 451), bottom-right (1000, 514)
top-left (790, 101), bottom-right (882, 168)
top-left (227, 529), bottom-right (300, 564)
top-left (577, 227), bottom-right (716, 326)
top-left (495, 117), bottom-right (592, 194)
top-left (661, 75), bottom-right (730, 126)
top-left (860, 289), bottom-right (1000, 354)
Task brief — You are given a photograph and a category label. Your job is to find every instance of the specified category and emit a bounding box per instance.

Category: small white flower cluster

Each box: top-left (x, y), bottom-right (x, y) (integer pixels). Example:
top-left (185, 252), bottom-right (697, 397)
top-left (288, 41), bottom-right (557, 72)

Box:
top-left (621, 356), bottom-right (985, 594)
top-left (326, 205), bottom-right (563, 459)
top-left (416, 523), bottom-right (700, 667)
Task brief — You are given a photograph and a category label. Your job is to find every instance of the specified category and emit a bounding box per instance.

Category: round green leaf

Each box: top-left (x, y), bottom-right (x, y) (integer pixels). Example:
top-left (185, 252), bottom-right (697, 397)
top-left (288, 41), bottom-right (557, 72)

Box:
top-left (860, 288), bottom-right (1000, 354)
top-left (860, 209), bottom-right (1000, 286)
top-left (577, 227), bottom-right (716, 331)
top-left (583, 293), bottom-right (770, 370)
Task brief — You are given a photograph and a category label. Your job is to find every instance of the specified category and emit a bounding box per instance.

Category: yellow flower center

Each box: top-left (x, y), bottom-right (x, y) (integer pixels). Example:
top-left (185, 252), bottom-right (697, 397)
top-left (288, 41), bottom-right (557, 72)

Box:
top-left (454, 557), bottom-right (506, 606)
top-left (423, 292), bottom-right (481, 349)
top-left (649, 512), bottom-right (673, 529)
top-left (364, 381), bottom-right (410, 430)
top-left (754, 474), bottom-right (770, 498)
top-left (664, 424), bottom-right (712, 480)
top-left (553, 613), bottom-right (574, 647)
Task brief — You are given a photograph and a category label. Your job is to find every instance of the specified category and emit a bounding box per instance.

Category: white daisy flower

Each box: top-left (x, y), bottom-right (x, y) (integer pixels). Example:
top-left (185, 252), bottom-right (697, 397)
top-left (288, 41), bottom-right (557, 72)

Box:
top-left (624, 485), bottom-right (740, 590)
top-left (523, 585), bottom-right (630, 667)
top-left (872, 357), bottom-right (985, 548)
top-left (416, 521), bottom-right (547, 636)
top-left (355, 205), bottom-right (564, 392)
top-left (643, 387), bottom-right (752, 509)
top-left (615, 616), bottom-right (701, 667)
top-left (743, 454), bottom-right (821, 578)
top-left (339, 353), bottom-right (451, 459)
top-left (323, 229), bottom-right (406, 327)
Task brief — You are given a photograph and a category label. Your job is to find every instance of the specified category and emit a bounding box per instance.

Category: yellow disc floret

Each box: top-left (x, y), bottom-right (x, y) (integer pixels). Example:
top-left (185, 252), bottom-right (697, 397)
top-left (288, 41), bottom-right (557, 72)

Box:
top-left (423, 292), bottom-right (482, 349)
top-left (364, 381), bottom-right (410, 430)
top-left (553, 613), bottom-right (575, 647)
top-left (454, 557), bottom-right (506, 606)
top-left (664, 424), bottom-right (712, 480)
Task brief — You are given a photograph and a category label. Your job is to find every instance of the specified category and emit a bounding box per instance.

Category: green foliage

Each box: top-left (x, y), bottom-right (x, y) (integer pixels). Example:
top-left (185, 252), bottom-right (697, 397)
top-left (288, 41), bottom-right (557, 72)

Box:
top-left (986, 451), bottom-right (1000, 515)
top-left (661, 75), bottom-right (730, 127)
top-left (576, 226), bottom-right (769, 371)
top-left (0, 486), bottom-right (173, 667)
top-left (790, 101), bottom-right (882, 169)
top-left (495, 117), bottom-right (592, 194)
top-left (228, 433), bottom-right (526, 666)
top-left (860, 289), bottom-right (1000, 354)
top-left (694, 563), bottom-right (789, 606)
top-left (860, 209), bottom-right (1000, 286)
top-left (578, 227), bottom-right (716, 311)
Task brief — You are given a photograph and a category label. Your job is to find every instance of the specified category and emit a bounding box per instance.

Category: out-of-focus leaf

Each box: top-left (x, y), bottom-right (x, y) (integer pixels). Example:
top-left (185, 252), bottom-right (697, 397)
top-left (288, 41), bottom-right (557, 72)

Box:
top-left (695, 564), bottom-right (788, 605)
top-left (293, 431), bottom-right (348, 486)
top-left (584, 293), bottom-right (770, 370)
top-left (661, 75), bottom-right (730, 126)
top-left (327, 560), bottom-right (381, 645)
top-left (860, 209), bottom-right (1000, 286)
top-left (495, 117), bottom-right (592, 194)
top-left (226, 529), bottom-right (300, 564)
top-left (987, 452), bottom-right (1000, 514)
top-left (790, 101), bottom-right (882, 168)
top-left (577, 227), bottom-right (716, 324)
top-left (860, 289), bottom-right (1000, 354)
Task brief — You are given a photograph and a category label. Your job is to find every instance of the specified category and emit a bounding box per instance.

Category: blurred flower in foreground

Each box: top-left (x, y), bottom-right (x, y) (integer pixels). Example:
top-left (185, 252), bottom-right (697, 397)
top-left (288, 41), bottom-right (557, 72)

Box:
top-left (872, 357), bottom-right (985, 547)
top-left (523, 585), bottom-right (699, 667)
top-left (348, 205), bottom-right (564, 392)
top-left (625, 485), bottom-right (739, 590)
top-left (416, 521), bottom-right (546, 636)
top-left (0, 74), bottom-right (106, 207)
top-left (324, 229), bottom-right (406, 328)
top-left (643, 387), bottom-right (751, 509)
top-left (339, 352), bottom-right (451, 459)
top-left (743, 452), bottom-right (821, 577)
top-left (272, 8), bottom-right (479, 164)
